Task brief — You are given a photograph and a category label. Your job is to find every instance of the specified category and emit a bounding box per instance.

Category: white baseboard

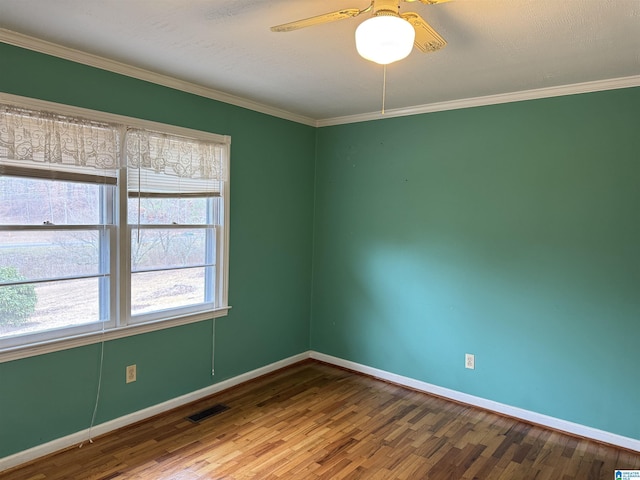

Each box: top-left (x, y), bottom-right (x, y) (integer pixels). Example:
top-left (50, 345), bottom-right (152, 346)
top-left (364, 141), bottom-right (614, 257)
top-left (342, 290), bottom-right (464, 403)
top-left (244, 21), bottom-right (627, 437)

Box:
top-left (0, 351), bottom-right (311, 473)
top-left (310, 351), bottom-right (640, 453)
top-left (3, 349), bottom-right (638, 473)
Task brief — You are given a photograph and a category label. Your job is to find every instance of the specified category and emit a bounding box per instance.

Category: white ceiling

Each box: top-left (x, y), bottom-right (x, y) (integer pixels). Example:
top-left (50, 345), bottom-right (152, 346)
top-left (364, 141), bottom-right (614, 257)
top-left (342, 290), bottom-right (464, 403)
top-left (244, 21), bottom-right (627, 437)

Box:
top-left (0, 0), bottom-right (639, 123)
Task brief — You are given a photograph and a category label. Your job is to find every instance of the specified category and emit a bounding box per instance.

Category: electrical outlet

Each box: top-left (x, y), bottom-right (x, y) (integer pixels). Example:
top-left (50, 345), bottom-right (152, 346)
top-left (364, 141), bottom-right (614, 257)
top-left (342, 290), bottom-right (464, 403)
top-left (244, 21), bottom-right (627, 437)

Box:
top-left (126, 364), bottom-right (137, 383)
top-left (465, 354), bottom-right (475, 370)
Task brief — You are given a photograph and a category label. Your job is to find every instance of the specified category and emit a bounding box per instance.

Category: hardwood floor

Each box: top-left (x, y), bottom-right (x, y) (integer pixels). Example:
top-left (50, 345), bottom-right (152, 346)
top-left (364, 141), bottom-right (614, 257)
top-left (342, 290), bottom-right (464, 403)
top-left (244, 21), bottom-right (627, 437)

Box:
top-left (4, 360), bottom-right (640, 479)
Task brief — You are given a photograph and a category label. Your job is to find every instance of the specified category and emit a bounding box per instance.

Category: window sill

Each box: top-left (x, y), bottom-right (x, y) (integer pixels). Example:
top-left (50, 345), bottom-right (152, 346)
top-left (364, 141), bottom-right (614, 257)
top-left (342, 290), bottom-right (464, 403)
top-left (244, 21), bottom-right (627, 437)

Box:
top-left (0, 307), bottom-right (231, 364)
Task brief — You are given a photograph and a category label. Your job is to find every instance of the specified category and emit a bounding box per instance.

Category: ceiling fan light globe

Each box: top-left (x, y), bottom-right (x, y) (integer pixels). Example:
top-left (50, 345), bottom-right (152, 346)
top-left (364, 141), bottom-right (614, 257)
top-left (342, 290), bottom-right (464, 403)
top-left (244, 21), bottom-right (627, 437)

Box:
top-left (355, 16), bottom-right (415, 65)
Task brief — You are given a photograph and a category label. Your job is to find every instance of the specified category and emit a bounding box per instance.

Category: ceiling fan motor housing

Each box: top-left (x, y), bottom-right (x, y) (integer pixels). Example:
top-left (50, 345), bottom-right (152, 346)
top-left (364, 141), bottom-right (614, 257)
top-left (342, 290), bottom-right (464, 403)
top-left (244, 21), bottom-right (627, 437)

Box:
top-left (372, 0), bottom-right (403, 16)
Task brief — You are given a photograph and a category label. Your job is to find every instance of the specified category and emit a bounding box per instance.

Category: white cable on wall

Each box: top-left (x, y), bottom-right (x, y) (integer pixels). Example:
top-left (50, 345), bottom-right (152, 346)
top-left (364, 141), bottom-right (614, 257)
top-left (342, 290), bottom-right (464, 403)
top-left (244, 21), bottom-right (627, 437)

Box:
top-left (81, 335), bottom-right (105, 446)
top-left (211, 317), bottom-right (216, 377)
top-left (80, 169), bottom-right (110, 448)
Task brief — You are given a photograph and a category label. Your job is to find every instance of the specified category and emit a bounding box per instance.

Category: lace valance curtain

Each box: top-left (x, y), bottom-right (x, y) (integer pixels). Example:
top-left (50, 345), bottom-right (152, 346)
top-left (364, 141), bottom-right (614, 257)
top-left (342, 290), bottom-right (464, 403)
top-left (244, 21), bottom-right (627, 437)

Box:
top-left (0, 105), bottom-right (227, 193)
top-left (0, 104), bottom-right (120, 183)
top-left (126, 128), bottom-right (226, 197)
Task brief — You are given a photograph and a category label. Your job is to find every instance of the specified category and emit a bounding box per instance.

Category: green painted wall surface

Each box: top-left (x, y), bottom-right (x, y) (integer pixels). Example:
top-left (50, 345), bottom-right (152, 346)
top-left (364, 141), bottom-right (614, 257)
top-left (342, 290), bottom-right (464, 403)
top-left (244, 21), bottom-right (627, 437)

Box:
top-left (1, 39), bottom-right (639, 461)
top-left (0, 43), bottom-right (316, 457)
top-left (311, 88), bottom-right (640, 440)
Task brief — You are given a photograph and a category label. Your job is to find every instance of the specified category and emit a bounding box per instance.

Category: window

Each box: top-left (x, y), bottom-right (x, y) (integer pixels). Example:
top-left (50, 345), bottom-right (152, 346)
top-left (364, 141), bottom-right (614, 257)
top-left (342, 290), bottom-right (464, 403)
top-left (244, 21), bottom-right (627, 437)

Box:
top-left (0, 100), bottom-right (230, 356)
top-left (128, 196), bottom-right (219, 318)
top-left (0, 176), bottom-right (116, 341)
top-left (125, 128), bottom-right (226, 322)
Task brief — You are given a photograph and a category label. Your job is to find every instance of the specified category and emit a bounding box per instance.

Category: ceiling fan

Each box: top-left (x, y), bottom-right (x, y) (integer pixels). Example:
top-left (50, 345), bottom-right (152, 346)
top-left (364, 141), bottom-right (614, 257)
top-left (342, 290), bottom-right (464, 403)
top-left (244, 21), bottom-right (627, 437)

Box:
top-left (271, 0), bottom-right (451, 65)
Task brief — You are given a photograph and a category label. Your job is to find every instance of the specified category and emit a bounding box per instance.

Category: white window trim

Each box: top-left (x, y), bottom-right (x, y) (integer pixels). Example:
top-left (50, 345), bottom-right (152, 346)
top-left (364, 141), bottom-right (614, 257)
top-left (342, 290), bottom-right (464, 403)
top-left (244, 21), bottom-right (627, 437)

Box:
top-left (0, 93), bottom-right (231, 364)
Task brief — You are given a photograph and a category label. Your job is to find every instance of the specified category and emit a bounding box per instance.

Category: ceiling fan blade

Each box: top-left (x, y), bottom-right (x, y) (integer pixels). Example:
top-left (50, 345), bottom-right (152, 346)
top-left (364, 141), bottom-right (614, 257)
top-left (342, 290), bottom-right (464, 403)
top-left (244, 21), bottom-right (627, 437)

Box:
top-left (401, 12), bottom-right (447, 53)
top-left (271, 8), bottom-right (363, 32)
top-left (403, 0), bottom-right (452, 4)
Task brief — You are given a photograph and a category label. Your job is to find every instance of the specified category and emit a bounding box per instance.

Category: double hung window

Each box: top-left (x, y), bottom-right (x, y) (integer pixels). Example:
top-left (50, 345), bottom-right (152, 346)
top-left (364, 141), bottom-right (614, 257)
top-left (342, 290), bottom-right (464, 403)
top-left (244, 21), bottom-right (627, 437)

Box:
top-left (0, 99), bottom-right (230, 355)
top-left (125, 129), bottom-right (226, 322)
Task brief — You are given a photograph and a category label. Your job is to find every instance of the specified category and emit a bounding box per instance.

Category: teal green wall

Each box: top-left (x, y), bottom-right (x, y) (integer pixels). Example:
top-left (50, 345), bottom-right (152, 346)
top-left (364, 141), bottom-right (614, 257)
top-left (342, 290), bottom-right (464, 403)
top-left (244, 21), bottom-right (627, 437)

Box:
top-left (311, 87), bottom-right (640, 440)
top-left (0, 43), bottom-right (316, 457)
top-left (2, 40), bottom-right (639, 460)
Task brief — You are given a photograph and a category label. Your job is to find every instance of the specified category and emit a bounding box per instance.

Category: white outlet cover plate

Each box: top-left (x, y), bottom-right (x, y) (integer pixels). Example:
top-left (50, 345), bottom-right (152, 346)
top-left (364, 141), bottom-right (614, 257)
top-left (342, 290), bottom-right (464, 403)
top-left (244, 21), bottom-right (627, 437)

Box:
top-left (465, 354), bottom-right (475, 370)
top-left (126, 365), bottom-right (137, 383)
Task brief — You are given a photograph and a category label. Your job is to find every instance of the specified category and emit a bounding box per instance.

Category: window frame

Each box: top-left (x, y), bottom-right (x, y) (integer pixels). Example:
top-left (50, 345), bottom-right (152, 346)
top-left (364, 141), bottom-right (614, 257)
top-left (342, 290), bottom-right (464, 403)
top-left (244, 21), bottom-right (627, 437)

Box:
top-left (127, 203), bottom-right (219, 323)
top-left (0, 93), bottom-right (231, 363)
top-left (0, 179), bottom-right (118, 349)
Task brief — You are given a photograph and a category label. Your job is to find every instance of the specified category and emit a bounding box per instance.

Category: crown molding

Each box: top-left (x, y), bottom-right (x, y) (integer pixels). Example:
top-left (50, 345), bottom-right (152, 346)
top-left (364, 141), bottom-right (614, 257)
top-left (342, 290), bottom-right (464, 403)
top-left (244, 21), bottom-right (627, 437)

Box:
top-left (0, 28), bottom-right (317, 127)
top-left (317, 75), bottom-right (640, 127)
top-left (2, 28), bottom-right (638, 129)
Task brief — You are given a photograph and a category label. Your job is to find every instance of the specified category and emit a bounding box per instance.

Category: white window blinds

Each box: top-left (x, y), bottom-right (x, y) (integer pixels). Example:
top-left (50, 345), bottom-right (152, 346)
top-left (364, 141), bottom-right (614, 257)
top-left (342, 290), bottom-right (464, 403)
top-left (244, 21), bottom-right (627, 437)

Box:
top-left (0, 104), bottom-right (120, 184)
top-left (125, 129), bottom-right (226, 197)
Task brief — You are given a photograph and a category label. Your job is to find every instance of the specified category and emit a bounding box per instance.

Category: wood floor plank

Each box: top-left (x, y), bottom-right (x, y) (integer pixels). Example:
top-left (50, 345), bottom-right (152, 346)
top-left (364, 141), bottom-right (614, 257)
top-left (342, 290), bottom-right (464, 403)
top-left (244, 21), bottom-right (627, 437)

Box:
top-left (3, 360), bottom-right (639, 479)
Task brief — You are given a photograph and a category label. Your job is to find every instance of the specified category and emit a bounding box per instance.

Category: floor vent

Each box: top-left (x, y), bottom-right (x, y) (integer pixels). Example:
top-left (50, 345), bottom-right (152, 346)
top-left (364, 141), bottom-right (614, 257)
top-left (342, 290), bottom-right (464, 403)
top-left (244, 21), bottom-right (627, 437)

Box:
top-left (187, 403), bottom-right (230, 423)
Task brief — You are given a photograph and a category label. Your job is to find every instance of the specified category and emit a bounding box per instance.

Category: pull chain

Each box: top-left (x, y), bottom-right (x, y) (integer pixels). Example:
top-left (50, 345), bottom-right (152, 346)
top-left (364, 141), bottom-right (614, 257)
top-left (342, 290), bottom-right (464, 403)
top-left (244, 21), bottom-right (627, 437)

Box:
top-left (382, 64), bottom-right (387, 115)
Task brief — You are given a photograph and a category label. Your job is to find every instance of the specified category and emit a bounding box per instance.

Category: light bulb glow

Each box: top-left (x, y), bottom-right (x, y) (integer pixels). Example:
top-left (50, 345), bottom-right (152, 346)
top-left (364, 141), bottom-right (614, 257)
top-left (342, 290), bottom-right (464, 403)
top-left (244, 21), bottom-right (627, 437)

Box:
top-left (355, 16), bottom-right (415, 65)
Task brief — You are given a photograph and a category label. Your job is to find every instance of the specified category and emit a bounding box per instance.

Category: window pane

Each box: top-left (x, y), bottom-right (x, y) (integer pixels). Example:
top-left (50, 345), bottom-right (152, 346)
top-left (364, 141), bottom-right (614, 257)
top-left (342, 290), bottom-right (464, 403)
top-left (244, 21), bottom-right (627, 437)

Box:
top-left (0, 176), bottom-right (105, 225)
top-left (0, 230), bottom-right (103, 281)
top-left (0, 277), bottom-right (105, 339)
top-left (127, 197), bottom-right (211, 225)
top-left (131, 267), bottom-right (211, 316)
top-left (130, 228), bottom-right (213, 271)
